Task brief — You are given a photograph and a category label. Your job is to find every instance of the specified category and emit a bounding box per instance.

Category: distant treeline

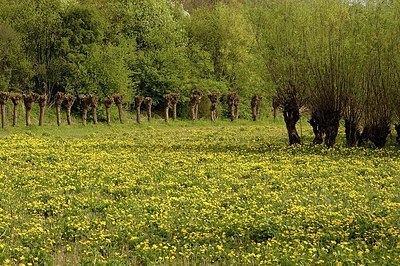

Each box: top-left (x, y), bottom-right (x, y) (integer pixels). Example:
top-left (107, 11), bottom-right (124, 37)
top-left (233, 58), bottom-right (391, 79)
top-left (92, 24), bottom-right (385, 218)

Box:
top-left (1, 0), bottom-right (400, 148)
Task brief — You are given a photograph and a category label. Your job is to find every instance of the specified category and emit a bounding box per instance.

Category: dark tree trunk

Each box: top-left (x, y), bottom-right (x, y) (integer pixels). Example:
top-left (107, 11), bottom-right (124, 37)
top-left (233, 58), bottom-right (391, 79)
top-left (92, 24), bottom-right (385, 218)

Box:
top-left (145, 97), bottom-right (152, 122)
top-left (283, 107), bottom-right (301, 145)
top-left (1, 104), bottom-right (6, 128)
top-left (395, 124), bottom-right (400, 145)
top-left (344, 119), bottom-right (360, 147)
top-left (308, 113), bottom-right (323, 145)
top-left (323, 112), bottom-right (340, 148)
top-left (0, 92), bottom-right (9, 128)
top-left (359, 124), bottom-right (390, 148)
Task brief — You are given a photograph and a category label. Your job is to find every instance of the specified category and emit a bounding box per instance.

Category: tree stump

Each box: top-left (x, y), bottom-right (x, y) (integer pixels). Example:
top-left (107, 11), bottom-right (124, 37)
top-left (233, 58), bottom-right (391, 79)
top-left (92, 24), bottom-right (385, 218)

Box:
top-left (55, 92), bottom-right (65, 126)
top-left (23, 92), bottom-right (39, 126)
top-left (251, 95), bottom-right (263, 121)
top-left (170, 93), bottom-right (180, 121)
top-left (144, 97), bottom-right (153, 122)
top-left (135, 96), bottom-right (144, 124)
top-left (10, 93), bottom-right (22, 127)
top-left (189, 90), bottom-right (203, 120)
top-left (104, 96), bottom-right (113, 125)
top-left (164, 94), bottom-right (173, 123)
top-left (64, 94), bottom-right (76, 125)
top-left (208, 92), bottom-right (220, 122)
top-left (0, 92), bottom-right (9, 128)
top-left (37, 94), bottom-right (47, 126)
top-left (78, 95), bottom-right (91, 126)
top-left (113, 94), bottom-right (124, 123)
top-left (89, 95), bottom-right (98, 124)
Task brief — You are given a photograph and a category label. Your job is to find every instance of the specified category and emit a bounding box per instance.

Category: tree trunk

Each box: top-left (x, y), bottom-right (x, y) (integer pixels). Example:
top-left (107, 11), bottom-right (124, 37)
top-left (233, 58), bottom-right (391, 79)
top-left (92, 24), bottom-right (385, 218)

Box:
top-left (252, 105), bottom-right (257, 121)
top-left (172, 103), bottom-right (177, 121)
top-left (345, 119), bottom-right (359, 147)
top-left (308, 114), bottom-right (323, 145)
top-left (117, 104), bottom-right (123, 123)
top-left (12, 104), bottom-right (18, 127)
top-left (39, 106), bottom-right (45, 126)
top-left (283, 108), bottom-right (301, 145)
top-left (191, 104), bottom-right (196, 120)
top-left (164, 107), bottom-right (169, 123)
top-left (323, 113), bottom-right (340, 148)
top-left (234, 105), bottom-right (239, 120)
top-left (66, 105), bottom-right (72, 125)
top-left (56, 104), bottom-right (62, 126)
top-left (136, 107), bottom-right (141, 124)
top-left (105, 107), bottom-right (111, 125)
top-left (195, 104), bottom-right (199, 120)
top-left (82, 108), bottom-right (88, 126)
top-left (146, 106), bottom-right (151, 121)
top-left (26, 107), bottom-right (31, 126)
top-left (1, 104), bottom-right (6, 128)
top-left (229, 105), bottom-right (235, 122)
top-left (395, 124), bottom-right (400, 145)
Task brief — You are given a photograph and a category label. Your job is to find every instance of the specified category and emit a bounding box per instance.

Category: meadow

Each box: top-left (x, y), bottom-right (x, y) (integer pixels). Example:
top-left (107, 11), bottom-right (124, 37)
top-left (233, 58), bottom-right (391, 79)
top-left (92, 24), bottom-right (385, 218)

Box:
top-left (0, 116), bottom-right (399, 265)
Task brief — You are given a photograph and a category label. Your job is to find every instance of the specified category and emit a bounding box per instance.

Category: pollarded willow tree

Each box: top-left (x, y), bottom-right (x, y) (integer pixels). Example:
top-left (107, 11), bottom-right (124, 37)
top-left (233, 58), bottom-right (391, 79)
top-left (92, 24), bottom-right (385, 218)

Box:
top-left (253, 0), bottom-right (308, 145)
top-left (302, 0), bottom-right (361, 148)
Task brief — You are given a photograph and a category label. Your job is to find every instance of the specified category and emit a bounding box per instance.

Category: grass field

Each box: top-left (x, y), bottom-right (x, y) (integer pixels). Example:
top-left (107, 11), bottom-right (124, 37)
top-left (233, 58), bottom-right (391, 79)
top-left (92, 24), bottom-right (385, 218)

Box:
top-left (0, 117), bottom-right (399, 265)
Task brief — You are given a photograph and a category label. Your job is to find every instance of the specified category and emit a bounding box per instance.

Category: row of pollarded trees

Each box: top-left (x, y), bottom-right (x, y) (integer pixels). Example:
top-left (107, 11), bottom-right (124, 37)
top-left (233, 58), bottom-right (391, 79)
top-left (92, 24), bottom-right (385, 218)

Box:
top-left (252, 0), bottom-right (400, 148)
top-left (0, 92), bottom-right (127, 127)
top-left (0, 90), bottom-right (264, 127)
top-left (163, 90), bottom-right (263, 123)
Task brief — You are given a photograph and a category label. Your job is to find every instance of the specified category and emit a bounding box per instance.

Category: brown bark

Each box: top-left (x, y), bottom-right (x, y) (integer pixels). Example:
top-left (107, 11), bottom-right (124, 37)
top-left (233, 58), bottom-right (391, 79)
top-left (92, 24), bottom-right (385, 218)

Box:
top-left (64, 95), bottom-right (76, 125)
top-left (227, 92), bottom-right (239, 121)
top-left (283, 106), bottom-right (301, 145)
top-left (10, 93), bottom-right (22, 127)
top-left (359, 123), bottom-right (390, 148)
top-left (164, 94), bottom-right (172, 123)
top-left (113, 94), bottom-right (124, 123)
top-left (272, 95), bottom-right (279, 119)
top-left (170, 93), bottom-right (180, 121)
top-left (145, 97), bottom-right (152, 122)
top-left (251, 95), bottom-right (263, 121)
top-left (344, 119), bottom-right (360, 147)
top-left (37, 94), bottom-right (47, 126)
top-left (104, 96), bottom-right (113, 125)
top-left (89, 95), bottom-right (98, 124)
top-left (79, 95), bottom-right (91, 126)
top-left (190, 90), bottom-right (203, 120)
top-left (0, 92), bottom-right (9, 128)
top-left (134, 96), bottom-right (144, 124)
top-left (208, 92), bottom-right (220, 122)
top-left (23, 92), bottom-right (39, 126)
top-left (55, 92), bottom-right (65, 126)
top-left (308, 113), bottom-right (323, 145)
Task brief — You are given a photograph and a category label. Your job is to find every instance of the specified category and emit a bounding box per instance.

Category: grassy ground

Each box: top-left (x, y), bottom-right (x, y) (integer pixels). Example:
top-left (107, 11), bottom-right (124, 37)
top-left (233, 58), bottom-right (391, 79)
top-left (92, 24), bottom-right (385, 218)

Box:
top-left (0, 110), bottom-right (399, 265)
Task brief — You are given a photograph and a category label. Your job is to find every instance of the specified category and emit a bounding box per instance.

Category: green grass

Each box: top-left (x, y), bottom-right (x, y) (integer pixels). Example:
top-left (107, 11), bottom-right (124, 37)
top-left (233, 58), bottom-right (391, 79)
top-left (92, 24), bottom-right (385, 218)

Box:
top-left (0, 108), bottom-right (399, 265)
